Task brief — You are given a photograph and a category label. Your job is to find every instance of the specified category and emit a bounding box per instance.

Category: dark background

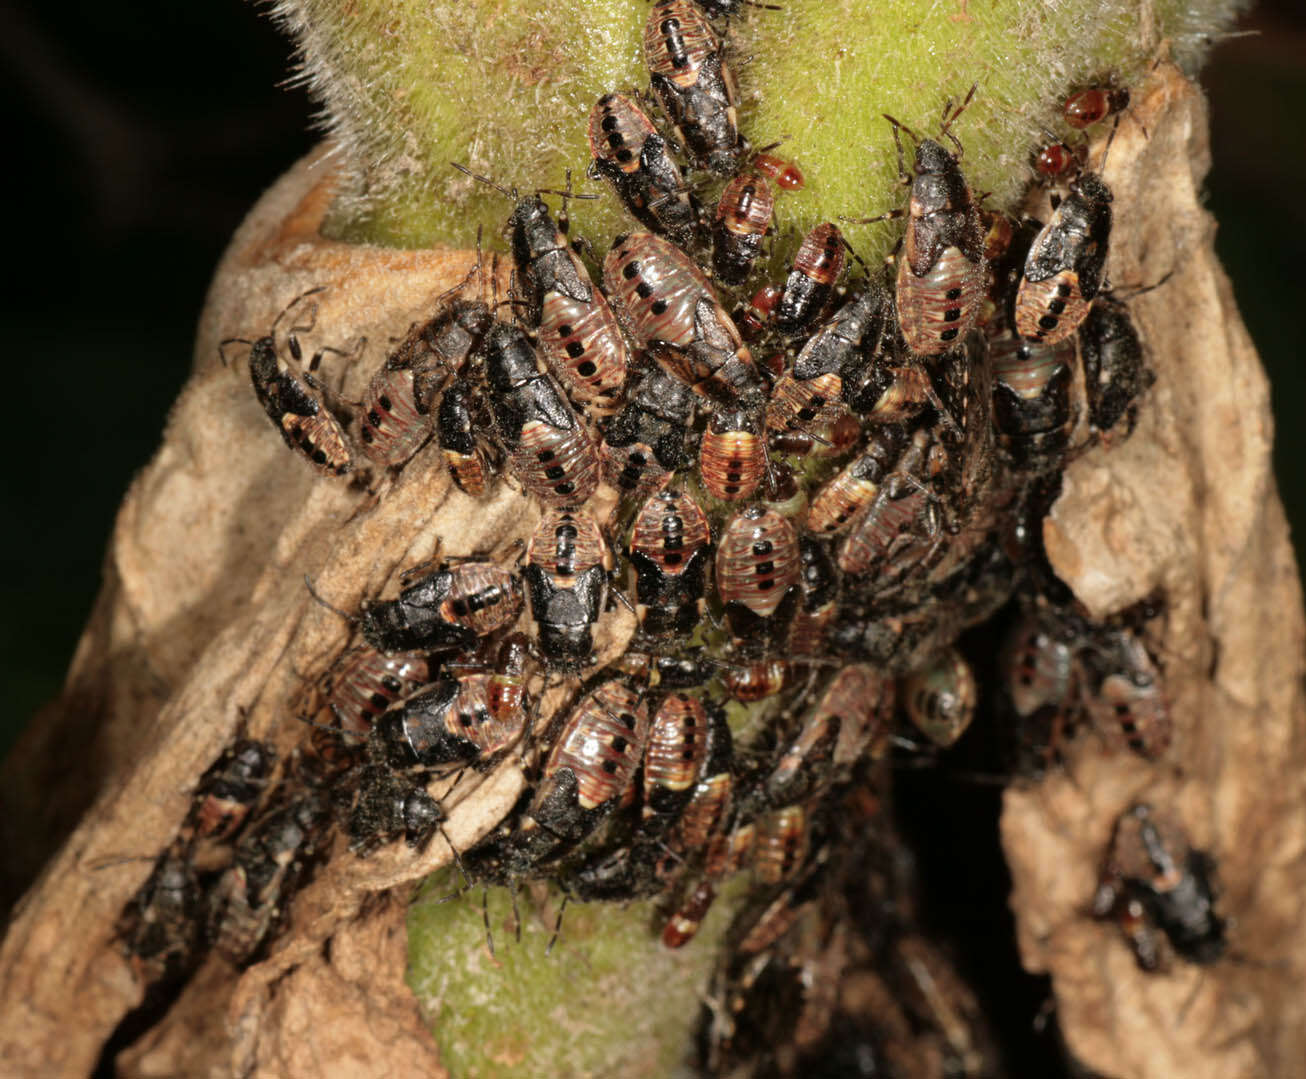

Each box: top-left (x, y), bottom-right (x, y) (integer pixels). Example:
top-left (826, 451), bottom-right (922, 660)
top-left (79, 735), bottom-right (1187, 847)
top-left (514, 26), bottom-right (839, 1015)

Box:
top-left (1, 3), bottom-right (1301, 753)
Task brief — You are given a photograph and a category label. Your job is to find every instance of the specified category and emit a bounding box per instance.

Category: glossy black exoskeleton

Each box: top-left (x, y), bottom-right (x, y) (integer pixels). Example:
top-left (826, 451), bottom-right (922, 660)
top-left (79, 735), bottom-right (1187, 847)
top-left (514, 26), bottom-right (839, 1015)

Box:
top-left (525, 510), bottom-right (613, 670)
top-left (628, 488), bottom-right (713, 640)
top-left (503, 194), bottom-right (630, 414)
top-left (600, 366), bottom-right (696, 502)
top-left (360, 561), bottom-right (522, 655)
top-left (1015, 172), bottom-right (1113, 345)
top-left (436, 381), bottom-right (500, 497)
top-left (230, 290), bottom-right (355, 477)
top-left (774, 222), bottom-right (846, 337)
top-left (482, 321), bottom-right (601, 508)
top-left (643, 0), bottom-right (741, 175)
top-left (587, 92), bottom-right (697, 248)
top-left (505, 681), bottom-right (650, 868)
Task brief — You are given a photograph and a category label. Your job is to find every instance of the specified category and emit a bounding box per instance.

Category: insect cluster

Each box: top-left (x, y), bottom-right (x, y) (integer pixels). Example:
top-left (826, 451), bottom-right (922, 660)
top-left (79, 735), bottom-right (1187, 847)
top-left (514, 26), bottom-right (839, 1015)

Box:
top-left (124, 11), bottom-right (1224, 1071)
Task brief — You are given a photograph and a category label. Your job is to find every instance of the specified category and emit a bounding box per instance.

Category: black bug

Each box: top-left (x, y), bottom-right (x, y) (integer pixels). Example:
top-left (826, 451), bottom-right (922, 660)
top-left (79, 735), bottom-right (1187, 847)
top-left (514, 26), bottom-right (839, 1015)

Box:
top-left (501, 186), bottom-right (631, 414)
top-left (988, 328), bottom-right (1079, 473)
top-left (600, 366), bottom-right (696, 503)
top-left (712, 171), bottom-right (775, 286)
top-left (1079, 299), bottom-right (1154, 437)
top-left (507, 680), bottom-right (650, 867)
top-left (436, 382), bottom-right (500, 497)
top-left (222, 288), bottom-right (355, 477)
top-left (356, 301), bottom-right (487, 468)
top-left (627, 488), bottom-right (713, 639)
top-left (191, 740), bottom-right (276, 843)
top-left (643, 0), bottom-right (741, 175)
top-left (715, 505), bottom-right (802, 653)
top-left (1014, 172), bottom-right (1113, 345)
top-left (524, 509), bottom-right (614, 670)
top-left (788, 537), bottom-right (839, 658)
top-left (371, 644), bottom-right (530, 775)
top-left (120, 847), bottom-right (201, 982)
top-left (604, 232), bottom-right (765, 410)
top-left (871, 91), bottom-right (987, 357)
top-left (773, 222), bottom-right (847, 337)
top-left (587, 92), bottom-right (697, 248)
top-left (360, 560), bottom-right (523, 655)
top-left (361, 299), bottom-right (494, 470)
top-left (481, 320), bottom-right (602, 508)
top-left (1093, 803), bottom-right (1227, 968)
top-left (207, 786), bottom-right (331, 965)
top-left (785, 281), bottom-right (898, 420)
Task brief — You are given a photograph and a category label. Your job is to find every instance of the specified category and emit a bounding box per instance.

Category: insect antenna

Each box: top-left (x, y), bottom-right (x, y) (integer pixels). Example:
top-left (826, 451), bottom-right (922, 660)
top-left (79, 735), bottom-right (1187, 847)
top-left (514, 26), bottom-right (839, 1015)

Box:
top-left (303, 574), bottom-right (355, 624)
top-left (451, 162), bottom-right (518, 202)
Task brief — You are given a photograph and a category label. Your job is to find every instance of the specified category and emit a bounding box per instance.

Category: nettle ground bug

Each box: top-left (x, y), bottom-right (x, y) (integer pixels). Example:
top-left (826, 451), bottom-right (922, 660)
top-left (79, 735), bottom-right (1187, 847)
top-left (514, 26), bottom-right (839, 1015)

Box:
top-left (1014, 171), bottom-right (1113, 344)
top-left (999, 611), bottom-right (1077, 728)
top-left (736, 283), bottom-right (782, 340)
top-left (773, 223), bottom-right (847, 338)
top-left (371, 641), bottom-right (530, 776)
top-left (1093, 803), bottom-right (1226, 969)
top-left (1079, 298), bottom-right (1154, 437)
top-left (436, 382), bottom-right (500, 496)
top-left (1064, 83), bottom-right (1131, 130)
top-left (604, 232), bottom-right (765, 410)
top-left (720, 658), bottom-right (790, 701)
top-left (221, 287), bottom-right (355, 477)
top-left (1081, 625), bottom-right (1171, 760)
top-left (712, 171), bottom-right (775, 286)
top-left (359, 298), bottom-right (494, 469)
top-left (863, 89), bottom-right (987, 358)
top-left (511, 680), bottom-right (651, 865)
top-left (783, 280), bottom-right (896, 421)
top-left (787, 537), bottom-right (838, 658)
top-left (804, 425), bottom-right (906, 537)
top-left (481, 320), bottom-right (602, 508)
top-left (715, 505), bottom-right (802, 653)
top-left (601, 366), bottom-right (696, 504)
top-left (752, 151), bottom-right (804, 192)
top-left (752, 805), bottom-right (809, 885)
top-left (643, 0), bottom-right (741, 175)
top-left (900, 646), bottom-right (977, 748)
top-left (988, 328), bottom-right (1079, 473)
top-left (454, 166), bottom-right (631, 414)
top-left (820, 663), bottom-right (896, 765)
top-left (207, 786), bottom-right (331, 965)
top-left (524, 509), bottom-right (614, 670)
top-left (319, 647), bottom-right (437, 735)
top-left (627, 487), bottom-right (713, 639)
top-left (588, 92), bottom-right (697, 248)
top-left (360, 559), bottom-right (523, 655)
top-left (699, 408), bottom-right (767, 502)
top-left (120, 846), bottom-right (201, 982)
top-left (191, 740), bottom-right (275, 843)
top-left (641, 692), bottom-right (718, 828)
